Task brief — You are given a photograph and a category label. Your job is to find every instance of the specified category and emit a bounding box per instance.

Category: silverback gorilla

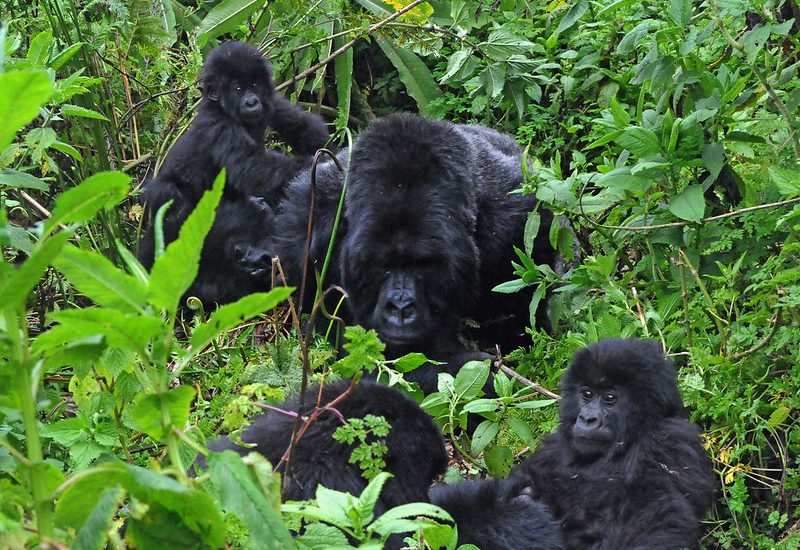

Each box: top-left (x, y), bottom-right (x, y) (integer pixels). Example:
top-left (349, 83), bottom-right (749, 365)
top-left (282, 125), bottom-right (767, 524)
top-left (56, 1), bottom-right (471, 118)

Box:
top-left (139, 41), bottom-right (328, 304)
top-left (200, 380), bottom-right (563, 549)
top-left (272, 114), bottom-right (562, 390)
top-left (507, 338), bottom-right (715, 549)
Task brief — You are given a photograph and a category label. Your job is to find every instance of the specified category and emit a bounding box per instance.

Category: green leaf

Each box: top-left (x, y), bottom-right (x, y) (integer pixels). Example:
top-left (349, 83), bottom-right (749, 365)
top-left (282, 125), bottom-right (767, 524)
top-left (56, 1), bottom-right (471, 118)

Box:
top-left (767, 405), bottom-right (790, 428)
top-left (208, 451), bottom-right (294, 548)
top-left (0, 168), bottom-right (49, 191)
top-left (369, 502), bottom-right (451, 531)
top-left (129, 385), bottom-right (196, 441)
top-left (196, 0), bottom-right (260, 45)
top-left (597, 169), bottom-right (654, 194)
top-left (614, 126), bottom-right (661, 158)
top-left (333, 22), bottom-right (353, 126)
top-left (0, 231), bottom-right (70, 309)
top-left (462, 398), bottom-right (499, 414)
top-left (668, 0), bottom-right (692, 26)
top-left (35, 309), bottom-right (163, 354)
top-left (356, 471), bottom-right (392, 524)
top-left (668, 184), bottom-right (705, 222)
top-left (492, 278), bottom-right (527, 294)
top-left (0, 70), bottom-right (53, 152)
top-left (45, 172), bottom-right (131, 234)
top-left (769, 166), bottom-right (800, 197)
top-left (41, 417), bottom-right (87, 446)
top-left (189, 288), bottom-right (294, 353)
top-left (54, 245), bottom-right (147, 313)
top-left (72, 486), bottom-right (124, 550)
top-left (60, 104), bottom-right (108, 121)
top-left (484, 445), bottom-right (513, 477)
top-left (480, 63), bottom-right (506, 99)
top-left (453, 360), bottom-right (490, 399)
top-left (481, 28), bottom-right (534, 59)
top-left (353, 0), bottom-right (392, 15)
top-left (376, 38), bottom-right (442, 116)
top-left (49, 42), bottom-right (85, 70)
top-left (514, 398), bottom-right (558, 409)
top-left (557, 0), bottom-right (589, 33)
top-left (393, 352), bottom-right (428, 373)
top-left (470, 420), bottom-right (499, 454)
top-left (702, 142), bottom-right (725, 183)
top-left (148, 171), bottom-right (224, 314)
top-left (56, 461), bottom-right (225, 547)
top-left (439, 48), bottom-right (472, 83)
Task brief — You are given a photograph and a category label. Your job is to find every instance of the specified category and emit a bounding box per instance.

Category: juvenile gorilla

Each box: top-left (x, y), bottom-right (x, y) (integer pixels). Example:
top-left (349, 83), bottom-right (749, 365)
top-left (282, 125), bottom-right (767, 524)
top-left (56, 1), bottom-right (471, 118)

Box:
top-left (508, 339), bottom-right (715, 549)
top-left (140, 40), bottom-right (328, 269)
top-left (272, 115), bottom-right (561, 390)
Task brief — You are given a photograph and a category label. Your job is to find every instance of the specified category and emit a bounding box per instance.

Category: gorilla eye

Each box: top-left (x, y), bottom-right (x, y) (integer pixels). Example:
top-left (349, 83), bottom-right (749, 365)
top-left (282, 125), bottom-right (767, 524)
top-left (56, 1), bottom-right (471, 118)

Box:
top-left (602, 392), bottom-right (617, 404)
top-left (580, 389), bottom-right (593, 400)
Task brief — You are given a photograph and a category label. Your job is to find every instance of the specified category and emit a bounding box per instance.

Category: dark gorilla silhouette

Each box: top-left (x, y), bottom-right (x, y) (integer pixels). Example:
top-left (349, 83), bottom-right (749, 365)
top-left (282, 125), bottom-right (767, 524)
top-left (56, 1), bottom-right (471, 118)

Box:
top-left (185, 196), bottom-right (275, 306)
top-left (140, 40), bottom-right (328, 270)
top-left (509, 338), bottom-right (715, 549)
top-left (144, 40), bottom-right (328, 208)
top-left (200, 379), bottom-right (563, 549)
top-left (201, 380), bottom-right (447, 516)
top-left (271, 114), bottom-right (561, 391)
top-left (430, 478), bottom-right (564, 549)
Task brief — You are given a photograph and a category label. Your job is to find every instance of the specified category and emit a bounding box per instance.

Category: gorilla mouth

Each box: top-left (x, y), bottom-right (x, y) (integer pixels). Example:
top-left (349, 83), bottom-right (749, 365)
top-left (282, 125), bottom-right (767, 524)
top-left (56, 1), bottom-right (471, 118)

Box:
top-left (378, 325), bottom-right (428, 346)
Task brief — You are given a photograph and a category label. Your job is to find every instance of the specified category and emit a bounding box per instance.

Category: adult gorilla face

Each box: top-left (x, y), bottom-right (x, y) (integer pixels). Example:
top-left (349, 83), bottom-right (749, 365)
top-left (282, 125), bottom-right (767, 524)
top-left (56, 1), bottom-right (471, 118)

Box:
top-left (339, 115), bottom-right (481, 354)
top-left (190, 196), bottom-right (276, 305)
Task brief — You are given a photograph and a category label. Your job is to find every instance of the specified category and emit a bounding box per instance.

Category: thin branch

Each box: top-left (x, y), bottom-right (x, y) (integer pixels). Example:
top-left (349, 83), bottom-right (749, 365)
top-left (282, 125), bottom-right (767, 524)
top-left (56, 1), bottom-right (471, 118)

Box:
top-left (578, 178), bottom-right (800, 232)
top-left (492, 350), bottom-right (560, 400)
top-left (275, 0), bottom-right (430, 91)
top-left (733, 312), bottom-right (782, 361)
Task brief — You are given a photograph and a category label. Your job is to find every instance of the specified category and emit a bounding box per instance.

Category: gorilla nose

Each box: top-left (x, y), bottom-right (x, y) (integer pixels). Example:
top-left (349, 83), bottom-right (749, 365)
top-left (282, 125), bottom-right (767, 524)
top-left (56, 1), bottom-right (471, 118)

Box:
top-left (576, 412), bottom-right (600, 429)
top-left (384, 294), bottom-right (417, 327)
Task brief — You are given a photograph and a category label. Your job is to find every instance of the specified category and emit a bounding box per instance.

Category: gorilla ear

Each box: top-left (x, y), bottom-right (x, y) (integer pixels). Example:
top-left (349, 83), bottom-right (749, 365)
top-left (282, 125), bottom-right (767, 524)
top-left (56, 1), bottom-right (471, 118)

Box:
top-left (205, 84), bottom-right (219, 102)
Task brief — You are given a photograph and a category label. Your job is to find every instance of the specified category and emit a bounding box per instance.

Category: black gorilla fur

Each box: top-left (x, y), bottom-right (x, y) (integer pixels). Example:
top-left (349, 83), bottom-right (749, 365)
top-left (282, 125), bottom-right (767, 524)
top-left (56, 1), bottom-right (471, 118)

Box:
top-left (201, 379), bottom-right (563, 549)
top-left (509, 338), bottom-right (715, 549)
top-left (185, 196), bottom-right (275, 305)
top-left (271, 114), bottom-right (560, 390)
top-left (139, 41), bottom-right (328, 304)
top-left (143, 40), bottom-right (328, 209)
top-left (430, 478), bottom-right (564, 549)
top-left (202, 380), bottom-right (447, 517)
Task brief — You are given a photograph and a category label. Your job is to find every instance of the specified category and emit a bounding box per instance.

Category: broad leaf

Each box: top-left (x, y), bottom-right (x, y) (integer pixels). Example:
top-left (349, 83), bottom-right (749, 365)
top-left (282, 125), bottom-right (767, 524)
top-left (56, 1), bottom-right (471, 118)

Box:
top-left (189, 287), bottom-right (294, 353)
top-left (129, 385), bottom-right (196, 441)
top-left (208, 451), bottom-right (294, 548)
top-left (453, 360), bottom-right (490, 399)
top-left (45, 172), bottom-right (130, 234)
top-left (197, 0), bottom-right (260, 46)
top-left (0, 168), bottom-right (49, 191)
top-left (0, 70), bottom-right (52, 151)
top-left (615, 126), bottom-right (661, 158)
top-left (54, 245), bottom-right (147, 313)
top-left (668, 184), bottom-right (705, 222)
top-left (557, 0), bottom-right (589, 33)
top-left (376, 38), bottom-right (442, 116)
top-left (148, 171), bottom-right (224, 314)
top-left (72, 486), bottom-right (124, 550)
top-left (0, 231), bottom-right (70, 309)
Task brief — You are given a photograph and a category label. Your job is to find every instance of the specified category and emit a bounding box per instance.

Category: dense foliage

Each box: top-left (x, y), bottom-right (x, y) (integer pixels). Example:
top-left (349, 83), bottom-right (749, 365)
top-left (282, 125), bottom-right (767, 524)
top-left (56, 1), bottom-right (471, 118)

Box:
top-left (0, 0), bottom-right (798, 548)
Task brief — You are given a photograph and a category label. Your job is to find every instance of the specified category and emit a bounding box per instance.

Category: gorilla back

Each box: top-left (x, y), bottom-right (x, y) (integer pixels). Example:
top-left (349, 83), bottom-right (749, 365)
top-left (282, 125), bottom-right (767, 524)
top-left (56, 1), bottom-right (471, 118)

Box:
top-left (511, 339), bottom-right (715, 549)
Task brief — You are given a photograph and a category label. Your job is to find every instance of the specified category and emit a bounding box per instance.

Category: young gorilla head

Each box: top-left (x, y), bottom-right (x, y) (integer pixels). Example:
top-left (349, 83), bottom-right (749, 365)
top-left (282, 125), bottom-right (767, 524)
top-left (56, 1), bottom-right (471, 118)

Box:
top-left (559, 338), bottom-right (684, 460)
top-left (339, 115), bottom-right (480, 356)
top-left (199, 41), bottom-right (275, 132)
top-left (187, 196), bottom-right (275, 305)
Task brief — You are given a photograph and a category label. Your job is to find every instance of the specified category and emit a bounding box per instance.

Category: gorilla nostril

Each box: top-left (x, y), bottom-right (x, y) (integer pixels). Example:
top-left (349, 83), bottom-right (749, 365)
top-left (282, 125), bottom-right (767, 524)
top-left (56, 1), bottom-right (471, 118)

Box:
top-left (233, 243), bottom-right (247, 261)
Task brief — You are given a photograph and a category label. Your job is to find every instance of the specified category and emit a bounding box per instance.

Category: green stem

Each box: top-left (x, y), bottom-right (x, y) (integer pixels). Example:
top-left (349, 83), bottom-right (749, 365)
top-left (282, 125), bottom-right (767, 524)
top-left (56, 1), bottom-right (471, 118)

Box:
top-left (4, 308), bottom-right (54, 537)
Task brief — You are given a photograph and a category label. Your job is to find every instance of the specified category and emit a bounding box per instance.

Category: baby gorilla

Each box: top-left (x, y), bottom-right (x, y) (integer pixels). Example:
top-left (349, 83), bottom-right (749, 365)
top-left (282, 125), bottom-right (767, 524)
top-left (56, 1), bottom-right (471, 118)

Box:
top-left (508, 338), bottom-right (715, 549)
top-left (140, 40), bottom-right (328, 270)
